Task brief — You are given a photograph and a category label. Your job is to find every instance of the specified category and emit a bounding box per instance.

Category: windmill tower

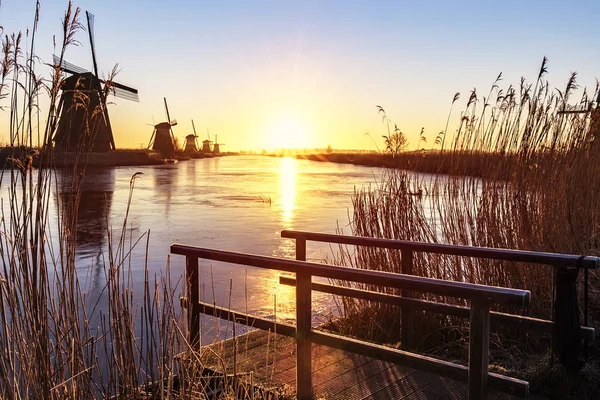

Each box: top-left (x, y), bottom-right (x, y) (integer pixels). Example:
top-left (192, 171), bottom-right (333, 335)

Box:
top-left (212, 134), bottom-right (225, 155)
top-left (201, 129), bottom-right (213, 154)
top-left (148, 98), bottom-right (178, 157)
top-left (51, 11), bottom-right (139, 152)
top-left (183, 120), bottom-right (201, 153)
top-left (184, 135), bottom-right (198, 152)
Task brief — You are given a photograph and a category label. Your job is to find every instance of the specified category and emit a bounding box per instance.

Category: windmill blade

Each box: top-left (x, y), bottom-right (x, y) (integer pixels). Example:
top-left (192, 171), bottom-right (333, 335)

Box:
top-left (86, 11), bottom-right (100, 79)
top-left (112, 85), bottom-right (139, 102)
top-left (110, 80), bottom-right (138, 94)
top-left (163, 97), bottom-right (177, 141)
top-left (105, 80), bottom-right (139, 102)
top-left (191, 119), bottom-right (198, 136)
top-left (52, 55), bottom-right (89, 74)
top-left (147, 128), bottom-right (156, 149)
top-left (164, 97), bottom-right (172, 123)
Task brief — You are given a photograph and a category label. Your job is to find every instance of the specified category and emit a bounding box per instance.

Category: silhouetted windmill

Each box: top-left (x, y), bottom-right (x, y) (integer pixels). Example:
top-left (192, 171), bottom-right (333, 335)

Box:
top-left (51, 11), bottom-right (139, 152)
top-left (212, 134), bottom-right (225, 155)
top-left (184, 120), bottom-right (200, 153)
top-left (200, 129), bottom-right (214, 154)
top-left (148, 98), bottom-right (178, 158)
top-left (557, 92), bottom-right (600, 142)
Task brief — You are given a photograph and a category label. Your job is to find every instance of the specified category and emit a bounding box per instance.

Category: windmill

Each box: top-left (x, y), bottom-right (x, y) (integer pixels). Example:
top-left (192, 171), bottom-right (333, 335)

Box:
top-left (212, 134), bottom-right (226, 155)
top-left (184, 119), bottom-right (200, 153)
top-left (557, 91), bottom-right (600, 143)
top-left (184, 120), bottom-right (206, 159)
top-left (200, 129), bottom-right (214, 154)
top-left (147, 98), bottom-right (178, 158)
top-left (51, 11), bottom-right (139, 152)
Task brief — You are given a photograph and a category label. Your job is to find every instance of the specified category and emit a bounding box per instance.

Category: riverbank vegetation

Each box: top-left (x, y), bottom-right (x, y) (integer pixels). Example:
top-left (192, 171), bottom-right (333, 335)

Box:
top-left (330, 60), bottom-right (600, 398)
top-left (0, 2), bottom-right (267, 398)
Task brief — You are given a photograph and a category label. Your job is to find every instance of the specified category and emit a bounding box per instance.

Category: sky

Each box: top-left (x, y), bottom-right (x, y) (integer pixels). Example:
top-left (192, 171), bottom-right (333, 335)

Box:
top-left (1, 0), bottom-right (599, 152)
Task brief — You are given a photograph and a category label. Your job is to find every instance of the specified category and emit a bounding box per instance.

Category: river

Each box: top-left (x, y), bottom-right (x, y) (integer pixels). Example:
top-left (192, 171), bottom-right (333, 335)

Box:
top-left (65, 155), bottom-right (386, 343)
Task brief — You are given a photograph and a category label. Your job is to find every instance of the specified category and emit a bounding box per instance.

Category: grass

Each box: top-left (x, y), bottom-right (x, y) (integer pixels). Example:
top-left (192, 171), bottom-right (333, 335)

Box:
top-left (328, 58), bottom-right (600, 398)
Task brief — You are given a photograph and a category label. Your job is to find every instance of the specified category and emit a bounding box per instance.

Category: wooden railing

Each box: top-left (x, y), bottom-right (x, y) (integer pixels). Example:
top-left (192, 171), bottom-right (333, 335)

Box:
top-left (171, 242), bottom-right (532, 400)
top-left (280, 230), bottom-right (598, 346)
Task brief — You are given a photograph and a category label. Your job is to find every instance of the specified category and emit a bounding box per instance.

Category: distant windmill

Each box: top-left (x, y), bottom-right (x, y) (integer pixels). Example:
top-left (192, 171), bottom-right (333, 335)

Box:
top-left (51, 11), bottom-right (139, 152)
top-left (200, 129), bottom-right (214, 154)
top-left (184, 120), bottom-right (200, 153)
top-left (557, 92), bottom-right (600, 142)
top-left (212, 134), bottom-right (225, 155)
top-left (148, 98), bottom-right (178, 158)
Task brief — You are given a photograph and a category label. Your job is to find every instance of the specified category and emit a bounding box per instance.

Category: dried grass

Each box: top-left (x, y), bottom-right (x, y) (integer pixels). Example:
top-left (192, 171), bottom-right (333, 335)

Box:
top-left (330, 59), bottom-right (600, 394)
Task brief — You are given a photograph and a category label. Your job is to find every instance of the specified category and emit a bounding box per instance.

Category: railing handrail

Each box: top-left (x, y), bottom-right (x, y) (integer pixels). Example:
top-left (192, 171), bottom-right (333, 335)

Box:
top-left (281, 229), bottom-right (600, 269)
top-left (170, 243), bottom-right (530, 307)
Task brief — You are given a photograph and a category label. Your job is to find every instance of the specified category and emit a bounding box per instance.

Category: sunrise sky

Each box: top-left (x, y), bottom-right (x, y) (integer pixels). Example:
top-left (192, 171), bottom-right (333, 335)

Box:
top-left (2, 0), bottom-right (600, 151)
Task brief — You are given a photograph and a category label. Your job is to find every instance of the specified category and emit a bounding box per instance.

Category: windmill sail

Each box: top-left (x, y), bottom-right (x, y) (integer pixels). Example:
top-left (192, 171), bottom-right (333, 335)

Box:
top-left (52, 55), bottom-right (89, 75)
top-left (52, 55), bottom-right (139, 102)
top-left (51, 11), bottom-right (139, 152)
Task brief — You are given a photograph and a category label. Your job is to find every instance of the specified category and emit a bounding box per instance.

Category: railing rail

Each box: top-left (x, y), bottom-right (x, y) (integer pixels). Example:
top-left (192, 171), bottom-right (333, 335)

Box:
top-left (170, 243), bottom-right (531, 400)
top-left (280, 229), bottom-right (600, 269)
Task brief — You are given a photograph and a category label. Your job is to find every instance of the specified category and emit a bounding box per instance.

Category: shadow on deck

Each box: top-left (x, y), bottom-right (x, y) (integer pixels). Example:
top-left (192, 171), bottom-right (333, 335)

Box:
top-left (199, 329), bottom-right (534, 399)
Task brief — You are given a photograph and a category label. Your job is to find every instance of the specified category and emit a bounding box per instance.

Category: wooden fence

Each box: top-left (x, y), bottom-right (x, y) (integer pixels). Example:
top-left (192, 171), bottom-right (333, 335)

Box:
top-left (169, 232), bottom-right (565, 399)
top-left (280, 230), bottom-right (598, 347)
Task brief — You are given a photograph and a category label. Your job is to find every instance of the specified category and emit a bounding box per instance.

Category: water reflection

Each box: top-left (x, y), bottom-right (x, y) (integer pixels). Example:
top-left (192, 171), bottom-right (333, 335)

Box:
top-left (56, 168), bottom-right (115, 287)
top-left (279, 157), bottom-right (296, 225)
top-left (185, 158), bottom-right (197, 182)
top-left (267, 270), bottom-right (296, 322)
top-left (152, 165), bottom-right (177, 217)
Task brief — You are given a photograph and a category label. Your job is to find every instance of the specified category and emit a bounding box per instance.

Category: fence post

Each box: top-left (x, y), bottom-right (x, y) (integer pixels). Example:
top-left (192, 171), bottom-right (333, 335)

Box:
top-left (295, 238), bottom-right (313, 399)
top-left (553, 266), bottom-right (584, 372)
top-left (468, 298), bottom-right (490, 400)
top-left (401, 249), bottom-right (414, 349)
top-left (186, 255), bottom-right (200, 348)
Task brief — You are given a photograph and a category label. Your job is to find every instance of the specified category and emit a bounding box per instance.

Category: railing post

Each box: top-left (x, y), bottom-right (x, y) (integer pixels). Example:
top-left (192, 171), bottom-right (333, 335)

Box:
top-left (401, 249), bottom-right (414, 349)
top-left (295, 238), bottom-right (313, 399)
top-left (553, 266), bottom-right (583, 372)
top-left (186, 255), bottom-right (200, 348)
top-left (468, 298), bottom-right (490, 400)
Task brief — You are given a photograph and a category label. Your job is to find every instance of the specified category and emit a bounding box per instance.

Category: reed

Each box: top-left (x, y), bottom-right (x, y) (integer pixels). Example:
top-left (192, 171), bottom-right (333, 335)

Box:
top-left (0, 2), bottom-right (282, 398)
top-left (330, 58), bottom-right (600, 395)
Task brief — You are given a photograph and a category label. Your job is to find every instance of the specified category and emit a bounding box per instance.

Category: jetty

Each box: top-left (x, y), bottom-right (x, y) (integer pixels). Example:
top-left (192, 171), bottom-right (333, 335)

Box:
top-left (170, 230), bottom-right (598, 399)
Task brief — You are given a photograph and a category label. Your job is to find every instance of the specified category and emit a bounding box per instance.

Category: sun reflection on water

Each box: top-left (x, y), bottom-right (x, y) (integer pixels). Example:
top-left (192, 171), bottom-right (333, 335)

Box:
top-left (279, 157), bottom-right (297, 225)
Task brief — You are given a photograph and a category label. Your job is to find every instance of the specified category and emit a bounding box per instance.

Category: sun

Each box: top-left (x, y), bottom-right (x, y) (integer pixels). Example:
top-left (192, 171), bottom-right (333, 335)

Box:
top-left (263, 113), bottom-right (315, 150)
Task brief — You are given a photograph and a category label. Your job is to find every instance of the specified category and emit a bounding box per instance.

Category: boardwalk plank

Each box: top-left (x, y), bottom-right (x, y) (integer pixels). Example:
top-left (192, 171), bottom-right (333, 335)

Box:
top-left (403, 376), bottom-right (462, 399)
top-left (359, 370), bottom-right (439, 399)
top-left (195, 331), bottom-right (530, 399)
top-left (330, 365), bottom-right (417, 400)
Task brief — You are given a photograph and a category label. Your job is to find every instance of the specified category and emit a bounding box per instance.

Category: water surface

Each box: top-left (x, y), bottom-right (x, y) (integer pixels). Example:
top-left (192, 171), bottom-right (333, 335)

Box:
top-left (71, 155), bottom-right (385, 341)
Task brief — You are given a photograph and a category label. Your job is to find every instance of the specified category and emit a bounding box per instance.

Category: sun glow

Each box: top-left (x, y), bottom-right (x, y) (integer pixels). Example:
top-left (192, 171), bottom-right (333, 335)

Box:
top-left (264, 113), bottom-right (316, 150)
top-left (279, 157), bottom-right (297, 224)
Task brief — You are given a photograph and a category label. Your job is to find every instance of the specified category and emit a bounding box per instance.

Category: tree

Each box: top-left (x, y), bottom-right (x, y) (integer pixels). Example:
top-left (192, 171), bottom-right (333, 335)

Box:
top-left (383, 124), bottom-right (408, 156)
top-left (378, 105), bottom-right (408, 157)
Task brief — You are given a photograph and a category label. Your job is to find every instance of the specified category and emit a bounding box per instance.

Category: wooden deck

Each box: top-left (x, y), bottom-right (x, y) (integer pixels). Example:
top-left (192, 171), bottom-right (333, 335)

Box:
top-left (197, 329), bottom-right (534, 399)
